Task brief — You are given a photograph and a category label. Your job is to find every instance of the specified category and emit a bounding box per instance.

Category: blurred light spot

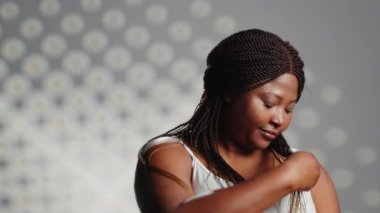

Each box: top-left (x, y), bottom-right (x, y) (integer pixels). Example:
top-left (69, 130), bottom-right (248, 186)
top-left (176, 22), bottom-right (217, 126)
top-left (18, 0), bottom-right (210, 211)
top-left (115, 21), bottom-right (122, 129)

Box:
top-left (105, 84), bottom-right (138, 112)
top-left (148, 79), bottom-right (179, 107)
top-left (84, 66), bottom-right (114, 91)
top-left (146, 4), bottom-right (167, 25)
top-left (146, 42), bottom-right (174, 66)
top-left (191, 37), bottom-right (215, 60)
top-left (42, 71), bottom-right (73, 94)
top-left (320, 85), bottom-right (342, 105)
top-left (39, 0), bottom-right (61, 17)
top-left (82, 29), bottom-right (108, 54)
top-left (295, 108), bottom-right (320, 129)
top-left (362, 189), bottom-right (380, 208)
top-left (3, 74), bottom-right (32, 97)
top-left (62, 50), bottom-right (91, 75)
top-left (169, 57), bottom-right (198, 84)
top-left (131, 101), bottom-right (158, 124)
top-left (190, 0), bottom-right (211, 18)
top-left (64, 89), bottom-right (96, 110)
top-left (0, 59), bottom-right (9, 79)
top-left (61, 13), bottom-right (85, 35)
top-left (81, 0), bottom-right (102, 12)
top-left (325, 126), bottom-right (348, 147)
top-left (102, 9), bottom-right (126, 31)
top-left (124, 26), bottom-right (150, 48)
top-left (20, 18), bottom-right (44, 39)
top-left (21, 54), bottom-right (50, 78)
top-left (355, 146), bottom-right (377, 165)
top-left (41, 34), bottom-right (67, 57)
top-left (127, 62), bottom-right (156, 90)
top-left (168, 21), bottom-right (192, 43)
top-left (214, 15), bottom-right (236, 35)
top-left (25, 92), bottom-right (53, 114)
top-left (124, 0), bottom-right (144, 6)
top-left (0, 1), bottom-right (20, 20)
top-left (1, 38), bottom-right (26, 62)
top-left (103, 46), bottom-right (132, 71)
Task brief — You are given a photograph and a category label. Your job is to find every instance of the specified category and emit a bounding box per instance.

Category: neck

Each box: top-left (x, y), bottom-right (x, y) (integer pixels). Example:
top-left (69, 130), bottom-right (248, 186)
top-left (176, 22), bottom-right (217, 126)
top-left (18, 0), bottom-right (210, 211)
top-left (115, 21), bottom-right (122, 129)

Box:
top-left (217, 139), bottom-right (274, 179)
top-left (218, 136), bottom-right (263, 155)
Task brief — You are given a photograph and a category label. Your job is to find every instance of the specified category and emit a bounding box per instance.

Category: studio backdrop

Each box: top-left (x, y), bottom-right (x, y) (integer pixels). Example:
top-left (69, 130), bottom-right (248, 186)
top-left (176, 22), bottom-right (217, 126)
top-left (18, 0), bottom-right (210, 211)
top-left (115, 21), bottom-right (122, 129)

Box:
top-left (0, 0), bottom-right (379, 212)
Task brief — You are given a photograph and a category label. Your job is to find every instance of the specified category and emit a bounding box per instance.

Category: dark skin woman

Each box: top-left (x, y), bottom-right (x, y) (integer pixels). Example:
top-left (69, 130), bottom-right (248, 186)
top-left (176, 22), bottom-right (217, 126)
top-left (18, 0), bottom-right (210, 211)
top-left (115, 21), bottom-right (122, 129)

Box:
top-left (135, 29), bottom-right (340, 213)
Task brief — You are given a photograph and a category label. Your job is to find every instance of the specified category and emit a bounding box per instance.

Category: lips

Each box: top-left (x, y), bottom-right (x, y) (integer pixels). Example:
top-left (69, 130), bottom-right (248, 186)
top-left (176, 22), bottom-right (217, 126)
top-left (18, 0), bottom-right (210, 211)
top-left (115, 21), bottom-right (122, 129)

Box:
top-left (259, 128), bottom-right (279, 141)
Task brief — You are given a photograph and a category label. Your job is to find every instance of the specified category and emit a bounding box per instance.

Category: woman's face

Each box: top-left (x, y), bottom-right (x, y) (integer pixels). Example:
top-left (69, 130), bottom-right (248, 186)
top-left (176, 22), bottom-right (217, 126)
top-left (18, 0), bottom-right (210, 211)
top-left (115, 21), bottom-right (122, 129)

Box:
top-left (222, 73), bottom-right (299, 152)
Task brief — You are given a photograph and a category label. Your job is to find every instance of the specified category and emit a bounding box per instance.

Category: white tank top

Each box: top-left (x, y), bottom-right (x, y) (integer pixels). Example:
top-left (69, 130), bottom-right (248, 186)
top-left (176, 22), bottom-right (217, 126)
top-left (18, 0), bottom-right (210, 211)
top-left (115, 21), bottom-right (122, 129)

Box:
top-left (139, 137), bottom-right (316, 213)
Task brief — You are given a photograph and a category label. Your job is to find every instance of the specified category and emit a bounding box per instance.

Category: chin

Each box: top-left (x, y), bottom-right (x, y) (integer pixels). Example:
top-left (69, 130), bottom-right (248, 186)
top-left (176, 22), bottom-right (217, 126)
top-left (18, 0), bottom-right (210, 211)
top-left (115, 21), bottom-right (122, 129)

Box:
top-left (252, 131), bottom-right (274, 150)
top-left (258, 142), bottom-right (272, 150)
top-left (248, 137), bottom-right (271, 150)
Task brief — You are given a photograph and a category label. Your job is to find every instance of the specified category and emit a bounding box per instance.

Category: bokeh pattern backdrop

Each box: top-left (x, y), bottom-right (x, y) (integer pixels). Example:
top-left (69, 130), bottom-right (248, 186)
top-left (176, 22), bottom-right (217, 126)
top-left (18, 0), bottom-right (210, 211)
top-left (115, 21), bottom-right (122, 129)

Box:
top-left (0, 0), bottom-right (379, 212)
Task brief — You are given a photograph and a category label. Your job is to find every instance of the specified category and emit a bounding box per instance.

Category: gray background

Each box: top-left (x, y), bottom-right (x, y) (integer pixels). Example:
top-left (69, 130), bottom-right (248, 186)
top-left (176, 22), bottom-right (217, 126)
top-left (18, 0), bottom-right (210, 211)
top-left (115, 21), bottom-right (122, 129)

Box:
top-left (0, 0), bottom-right (379, 212)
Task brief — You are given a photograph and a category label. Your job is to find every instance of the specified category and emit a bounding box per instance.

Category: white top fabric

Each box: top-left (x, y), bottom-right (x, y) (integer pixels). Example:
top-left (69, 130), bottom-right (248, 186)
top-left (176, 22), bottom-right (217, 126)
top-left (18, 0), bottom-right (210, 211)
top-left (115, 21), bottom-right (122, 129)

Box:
top-left (139, 137), bottom-right (316, 213)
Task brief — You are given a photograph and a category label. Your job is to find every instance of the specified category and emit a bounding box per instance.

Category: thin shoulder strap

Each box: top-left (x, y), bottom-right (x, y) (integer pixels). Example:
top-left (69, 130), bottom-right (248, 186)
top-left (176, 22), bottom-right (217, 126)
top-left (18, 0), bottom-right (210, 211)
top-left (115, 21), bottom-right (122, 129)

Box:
top-left (138, 136), bottom-right (196, 163)
top-left (179, 141), bottom-right (196, 160)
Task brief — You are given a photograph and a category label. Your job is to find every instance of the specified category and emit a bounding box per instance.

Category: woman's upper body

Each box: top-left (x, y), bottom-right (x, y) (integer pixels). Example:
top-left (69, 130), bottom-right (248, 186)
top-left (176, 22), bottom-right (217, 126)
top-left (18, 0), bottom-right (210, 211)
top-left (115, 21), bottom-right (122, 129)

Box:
top-left (135, 136), bottom-right (339, 213)
top-left (134, 29), bottom-right (340, 212)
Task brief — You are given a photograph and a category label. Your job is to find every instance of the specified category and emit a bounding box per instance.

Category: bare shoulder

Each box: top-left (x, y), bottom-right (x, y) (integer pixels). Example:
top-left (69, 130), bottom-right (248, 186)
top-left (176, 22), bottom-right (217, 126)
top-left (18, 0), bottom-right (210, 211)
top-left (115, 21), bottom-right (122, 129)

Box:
top-left (141, 137), bottom-right (192, 166)
top-left (139, 137), bottom-right (193, 186)
top-left (135, 137), bottom-right (194, 212)
top-left (310, 165), bottom-right (341, 212)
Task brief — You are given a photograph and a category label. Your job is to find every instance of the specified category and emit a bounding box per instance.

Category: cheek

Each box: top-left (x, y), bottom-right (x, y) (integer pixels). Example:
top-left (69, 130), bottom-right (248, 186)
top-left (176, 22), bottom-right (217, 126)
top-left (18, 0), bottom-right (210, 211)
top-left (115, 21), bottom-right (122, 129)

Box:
top-left (279, 114), bottom-right (293, 132)
top-left (246, 103), bottom-right (267, 125)
top-left (284, 115), bottom-right (293, 127)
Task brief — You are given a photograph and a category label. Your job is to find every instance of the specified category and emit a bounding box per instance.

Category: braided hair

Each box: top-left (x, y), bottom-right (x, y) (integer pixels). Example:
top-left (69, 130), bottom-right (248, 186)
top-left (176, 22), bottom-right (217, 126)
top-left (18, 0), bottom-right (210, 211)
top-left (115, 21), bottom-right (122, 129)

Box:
top-left (155, 29), bottom-right (306, 212)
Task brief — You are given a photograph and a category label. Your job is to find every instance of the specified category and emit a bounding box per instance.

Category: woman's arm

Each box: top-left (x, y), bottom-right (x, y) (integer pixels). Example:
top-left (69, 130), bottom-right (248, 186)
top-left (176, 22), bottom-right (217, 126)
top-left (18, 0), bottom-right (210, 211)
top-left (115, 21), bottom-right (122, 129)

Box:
top-left (310, 166), bottom-right (341, 212)
top-left (135, 142), bottom-right (320, 213)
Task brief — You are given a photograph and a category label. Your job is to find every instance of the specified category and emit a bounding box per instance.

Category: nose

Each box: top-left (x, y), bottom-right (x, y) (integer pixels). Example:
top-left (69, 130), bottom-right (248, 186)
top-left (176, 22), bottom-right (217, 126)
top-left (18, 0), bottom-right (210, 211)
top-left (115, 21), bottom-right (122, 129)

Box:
top-left (270, 110), bottom-right (284, 127)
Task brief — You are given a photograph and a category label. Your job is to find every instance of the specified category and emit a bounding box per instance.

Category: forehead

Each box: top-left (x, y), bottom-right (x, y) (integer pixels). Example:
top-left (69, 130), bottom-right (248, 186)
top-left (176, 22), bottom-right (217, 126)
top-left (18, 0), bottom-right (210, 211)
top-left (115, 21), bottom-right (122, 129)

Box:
top-left (251, 73), bottom-right (299, 100)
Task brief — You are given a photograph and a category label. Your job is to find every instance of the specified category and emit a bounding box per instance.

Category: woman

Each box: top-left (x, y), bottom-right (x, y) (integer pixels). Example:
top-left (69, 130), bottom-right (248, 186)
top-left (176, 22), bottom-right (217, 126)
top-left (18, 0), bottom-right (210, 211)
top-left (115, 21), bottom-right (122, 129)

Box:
top-left (134, 29), bottom-right (340, 212)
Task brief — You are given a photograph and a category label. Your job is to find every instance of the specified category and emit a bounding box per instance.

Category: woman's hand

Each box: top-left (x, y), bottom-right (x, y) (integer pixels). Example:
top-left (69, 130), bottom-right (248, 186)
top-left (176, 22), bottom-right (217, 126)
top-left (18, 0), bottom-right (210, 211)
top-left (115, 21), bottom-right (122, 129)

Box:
top-left (283, 151), bottom-right (321, 191)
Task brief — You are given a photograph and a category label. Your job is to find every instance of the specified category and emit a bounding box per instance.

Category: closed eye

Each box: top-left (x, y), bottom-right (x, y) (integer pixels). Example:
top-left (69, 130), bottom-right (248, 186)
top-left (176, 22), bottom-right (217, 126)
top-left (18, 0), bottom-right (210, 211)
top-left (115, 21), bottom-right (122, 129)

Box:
top-left (263, 101), bottom-right (275, 108)
top-left (285, 109), bottom-right (293, 114)
top-left (285, 105), bottom-right (296, 114)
